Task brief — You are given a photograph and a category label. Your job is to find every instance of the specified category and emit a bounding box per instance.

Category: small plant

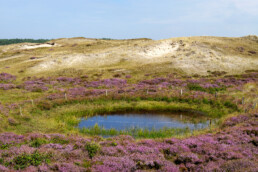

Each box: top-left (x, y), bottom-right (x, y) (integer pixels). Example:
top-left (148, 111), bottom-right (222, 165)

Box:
top-left (0, 143), bottom-right (10, 150)
top-left (0, 158), bottom-right (4, 164)
top-left (30, 138), bottom-right (49, 148)
top-left (187, 84), bottom-right (206, 92)
top-left (187, 83), bottom-right (225, 93)
top-left (82, 160), bottom-right (92, 168)
top-left (224, 101), bottom-right (238, 111)
top-left (51, 137), bottom-right (69, 145)
top-left (111, 142), bottom-right (118, 146)
top-left (37, 101), bottom-right (52, 110)
top-left (12, 151), bottom-right (51, 170)
top-left (85, 142), bottom-right (100, 158)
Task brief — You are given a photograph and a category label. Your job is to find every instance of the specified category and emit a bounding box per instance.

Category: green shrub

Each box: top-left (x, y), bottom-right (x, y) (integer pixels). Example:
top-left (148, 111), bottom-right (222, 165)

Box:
top-left (0, 143), bottom-right (10, 150)
top-left (187, 84), bottom-right (206, 92)
top-left (0, 158), bottom-right (4, 164)
top-left (51, 137), bottom-right (69, 145)
top-left (111, 142), bottom-right (118, 146)
top-left (202, 98), bottom-right (210, 104)
top-left (224, 101), bottom-right (238, 111)
top-left (12, 151), bottom-right (50, 170)
top-left (187, 84), bottom-right (226, 93)
top-left (30, 138), bottom-right (49, 148)
top-left (85, 142), bottom-right (100, 158)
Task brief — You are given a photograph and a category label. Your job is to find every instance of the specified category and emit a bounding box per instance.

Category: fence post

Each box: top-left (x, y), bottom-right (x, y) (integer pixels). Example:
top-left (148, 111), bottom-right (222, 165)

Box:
top-left (105, 89), bottom-right (108, 96)
top-left (65, 93), bottom-right (67, 100)
top-left (31, 99), bottom-right (34, 106)
top-left (19, 106), bottom-right (23, 116)
top-left (180, 89), bottom-right (183, 96)
top-left (146, 89), bottom-right (149, 95)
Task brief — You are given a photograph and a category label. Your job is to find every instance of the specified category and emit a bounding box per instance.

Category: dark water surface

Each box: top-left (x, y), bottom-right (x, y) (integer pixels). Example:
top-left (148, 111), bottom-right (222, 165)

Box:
top-left (79, 112), bottom-right (212, 131)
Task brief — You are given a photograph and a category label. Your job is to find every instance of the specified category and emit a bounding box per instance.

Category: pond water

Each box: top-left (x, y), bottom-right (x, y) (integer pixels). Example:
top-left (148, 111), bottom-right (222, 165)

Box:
top-left (79, 112), bottom-right (213, 131)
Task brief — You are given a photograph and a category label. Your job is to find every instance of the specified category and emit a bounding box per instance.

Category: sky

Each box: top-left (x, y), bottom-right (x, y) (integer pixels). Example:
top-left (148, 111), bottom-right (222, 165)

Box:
top-left (0, 0), bottom-right (257, 40)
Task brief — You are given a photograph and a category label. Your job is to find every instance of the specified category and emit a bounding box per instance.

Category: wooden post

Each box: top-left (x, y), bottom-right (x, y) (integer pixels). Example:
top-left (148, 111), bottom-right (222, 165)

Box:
top-left (31, 99), bottom-right (34, 106)
top-left (146, 89), bottom-right (149, 95)
top-left (242, 97), bottom-right (245, 105)
top-left (19, 106), bottom-right (23, 116)
top-left (65, 93), bottom-right (67, 100)
top-left (180, 89), bottom-right (183, 96)
top-left (105, 89), bottom-right (108, 96)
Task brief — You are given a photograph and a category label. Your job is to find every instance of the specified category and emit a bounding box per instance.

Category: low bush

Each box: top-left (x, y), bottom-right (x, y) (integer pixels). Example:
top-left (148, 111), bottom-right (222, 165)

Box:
top-left (85, 142), bottom-right (100, 158)
top-left (30, 138), bottom-right (49, 148)
top-left (12, 151), bottom-right (51, 170)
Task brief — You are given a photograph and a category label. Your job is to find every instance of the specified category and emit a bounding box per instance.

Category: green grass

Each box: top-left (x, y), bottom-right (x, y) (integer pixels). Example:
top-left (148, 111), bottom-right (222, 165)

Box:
top-left (80, 124), bottom-right (196, 139)
top-left (2, 97), bottom-right (236, 137)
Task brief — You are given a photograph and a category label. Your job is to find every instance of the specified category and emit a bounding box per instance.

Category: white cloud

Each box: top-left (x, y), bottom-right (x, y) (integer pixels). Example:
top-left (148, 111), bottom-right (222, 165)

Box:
top-left (229, 0), bottom-right (258, 15)
top-left (134, 0), bottom-right (258, 25)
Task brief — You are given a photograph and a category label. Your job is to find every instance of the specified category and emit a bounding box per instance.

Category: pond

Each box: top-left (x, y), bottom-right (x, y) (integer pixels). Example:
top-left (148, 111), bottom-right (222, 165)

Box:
top-left (79, 112), bottom-right (213, 131)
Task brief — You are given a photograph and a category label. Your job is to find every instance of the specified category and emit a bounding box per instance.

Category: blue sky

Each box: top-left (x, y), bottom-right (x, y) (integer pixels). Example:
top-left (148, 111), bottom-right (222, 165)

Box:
top-left (0, 0), bottom-right (257, 39)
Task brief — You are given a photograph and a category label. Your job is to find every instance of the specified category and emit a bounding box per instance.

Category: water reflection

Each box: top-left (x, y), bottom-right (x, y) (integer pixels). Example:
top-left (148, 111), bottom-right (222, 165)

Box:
top-left (79, 112), bottom-right (214, 131)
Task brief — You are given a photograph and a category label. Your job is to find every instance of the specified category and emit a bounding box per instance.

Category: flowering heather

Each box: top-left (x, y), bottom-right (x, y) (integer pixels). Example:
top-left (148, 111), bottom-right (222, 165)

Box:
top-left (0, 73), bottom-right (16, 83)
top-left (23, 80), bottom-right (49, 92)
top-left (0, 113), bottom-right (257, 171)
top-left (0, 72), bottom-right (257, 171)
top-left (85, 78), bottom-right (127, 88)
top-left (0, 83), bottom-right (16, 90)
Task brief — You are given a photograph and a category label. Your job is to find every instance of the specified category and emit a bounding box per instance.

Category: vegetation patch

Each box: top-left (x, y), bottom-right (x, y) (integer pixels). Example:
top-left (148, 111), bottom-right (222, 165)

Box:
top-left (0, 39), bottom-right (50, 45)
top-left (85, 142), bottom-right (100, 158)
top-left (9, 151), bottom-right (50, 170)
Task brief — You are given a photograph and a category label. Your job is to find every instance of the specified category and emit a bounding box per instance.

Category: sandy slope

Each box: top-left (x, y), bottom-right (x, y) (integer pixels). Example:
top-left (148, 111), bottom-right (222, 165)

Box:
top-left (0, 36), bottom-right (257, 77)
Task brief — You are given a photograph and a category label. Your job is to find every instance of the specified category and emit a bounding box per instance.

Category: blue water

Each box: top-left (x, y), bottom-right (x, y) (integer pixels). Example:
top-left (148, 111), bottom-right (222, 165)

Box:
top-left (79, 113), bottom-right (211, 131)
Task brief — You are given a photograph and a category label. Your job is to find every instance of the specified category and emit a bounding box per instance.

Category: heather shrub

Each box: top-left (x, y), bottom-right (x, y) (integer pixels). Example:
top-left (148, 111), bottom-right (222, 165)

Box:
top-left (0, 165), bottom-right (8, 171)
top-left (175, 152), bottom-right (201, 164)
top-left (85, 142), bottom-right (100, 158)
top-left (51, 163), bottom-right (81, 172)
top-left (37, 101), bottom-right (53, 110)
top-left (0, 73), bottom-right (16, 82)
top-left (220, 159), bottom-right (257, 172)
top-left (8, 118), bottom-right (18, 126)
